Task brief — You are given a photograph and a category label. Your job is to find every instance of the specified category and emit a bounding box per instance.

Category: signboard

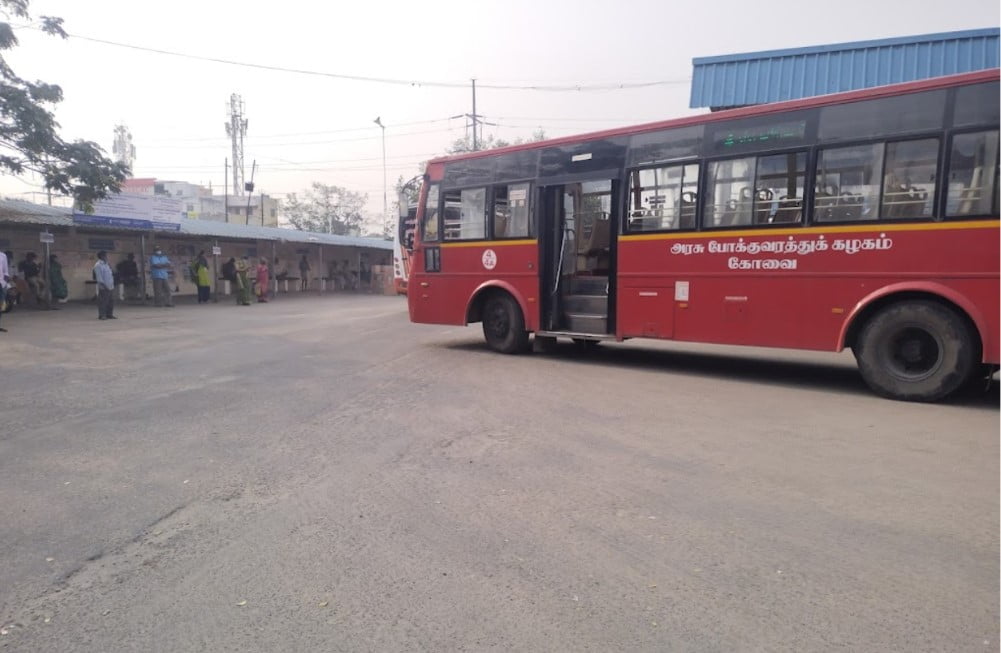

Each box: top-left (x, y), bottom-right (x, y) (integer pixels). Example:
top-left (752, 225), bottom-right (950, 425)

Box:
top-left (211, 246), bottom-right (222, 256)
top-left (39, 232), bottom-right (54, 244)
top-left (88, 238), bottom-right (115, 251)
top-left (73, 192), bottom-right (184, 232)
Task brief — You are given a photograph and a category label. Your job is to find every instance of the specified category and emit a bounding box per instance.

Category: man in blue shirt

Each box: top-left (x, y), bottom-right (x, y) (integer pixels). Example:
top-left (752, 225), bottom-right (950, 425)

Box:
top-left (150, 246), bottom-right (174, 307)
top-left (93, 251), bottom-right (116, 320)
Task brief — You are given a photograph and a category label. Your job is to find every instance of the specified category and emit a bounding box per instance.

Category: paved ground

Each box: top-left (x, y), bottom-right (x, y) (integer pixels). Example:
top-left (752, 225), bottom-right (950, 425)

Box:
top-left (0, 295), bottom-right (997, 652)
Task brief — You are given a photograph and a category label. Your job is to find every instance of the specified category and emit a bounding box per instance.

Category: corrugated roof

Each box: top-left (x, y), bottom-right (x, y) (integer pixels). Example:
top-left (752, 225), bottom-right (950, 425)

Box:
top-left (690, 28), bottom-right (1000, 109)
top-left (0, 199), bottom-right (392, 250)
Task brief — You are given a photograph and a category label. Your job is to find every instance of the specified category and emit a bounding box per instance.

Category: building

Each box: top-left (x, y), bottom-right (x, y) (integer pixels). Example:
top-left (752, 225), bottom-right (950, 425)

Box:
top-left (690, 28), bottom-right (1000, 111)
top-left (120, 177), bottom-right (281, 227)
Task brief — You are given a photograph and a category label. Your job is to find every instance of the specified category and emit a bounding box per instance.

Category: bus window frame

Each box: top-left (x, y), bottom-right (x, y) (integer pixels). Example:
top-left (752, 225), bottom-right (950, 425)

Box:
top-left (419, 182), bottom-right (441, 244)
top-left (624, 160), bottom-right (701, 234)
top-left (489, 179), bottom-right (536, 241)
top-left (878, 135), bottom-right (942, 222)
top-left (441, 184), bottom-right (490, 243)
top-left (700, 145), bottom-right (812, 231)
top-left (942, 127), bottom-right (1001, 221)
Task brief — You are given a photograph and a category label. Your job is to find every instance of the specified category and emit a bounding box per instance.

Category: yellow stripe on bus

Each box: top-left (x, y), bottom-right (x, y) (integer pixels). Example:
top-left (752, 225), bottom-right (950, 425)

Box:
top-left (618, 219), bottom-right (999, 242)
top-left (440, 239), bottom-right (536, 248)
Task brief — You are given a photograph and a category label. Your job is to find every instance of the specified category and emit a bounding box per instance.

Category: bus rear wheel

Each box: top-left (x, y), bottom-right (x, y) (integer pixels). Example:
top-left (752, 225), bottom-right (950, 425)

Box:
top-left (854, 300), bottom-right (977, 402)
top-left (482, 293), bottom-right (529, 354)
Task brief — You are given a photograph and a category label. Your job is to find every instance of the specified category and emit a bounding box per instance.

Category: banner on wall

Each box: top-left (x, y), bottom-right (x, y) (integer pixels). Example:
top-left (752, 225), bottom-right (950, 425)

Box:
top-left (73, 192), bottom-right (182, 232)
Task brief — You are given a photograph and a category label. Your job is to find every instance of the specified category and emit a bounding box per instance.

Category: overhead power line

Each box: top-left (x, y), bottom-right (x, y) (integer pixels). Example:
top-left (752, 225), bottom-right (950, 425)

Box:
top-left (26, 27), bottom-right (689, 92)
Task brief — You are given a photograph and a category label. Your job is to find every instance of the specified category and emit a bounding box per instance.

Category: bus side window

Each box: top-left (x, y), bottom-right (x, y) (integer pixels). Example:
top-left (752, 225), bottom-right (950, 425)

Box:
top-left (422, 184), bottom-right (440, 242)
top-left (703, 158), bottom-right (755, 227)
top-left (945, 130), bottom-right (999, 218)
top-left (492, 183), bottom-right (531, 238)
top-left (881, 138), bottom-right (938, 219)
top-left (814, 144), bottom-right (882, 222)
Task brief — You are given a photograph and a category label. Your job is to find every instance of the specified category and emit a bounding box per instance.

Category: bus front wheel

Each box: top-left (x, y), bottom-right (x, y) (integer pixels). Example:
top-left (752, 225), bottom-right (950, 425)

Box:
top-left (482, 293), bottom-right (529, 354)
top-left (853, 300), bottom-right (977, 402)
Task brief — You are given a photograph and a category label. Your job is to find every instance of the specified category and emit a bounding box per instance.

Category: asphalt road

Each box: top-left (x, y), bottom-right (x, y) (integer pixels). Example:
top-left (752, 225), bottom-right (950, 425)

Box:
top-left (0, 295), bottom-right (997, 652)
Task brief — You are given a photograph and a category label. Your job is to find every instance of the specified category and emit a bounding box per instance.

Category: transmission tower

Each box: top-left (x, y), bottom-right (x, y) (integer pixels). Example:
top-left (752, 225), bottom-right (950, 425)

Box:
top-left (112, 123), bottom-right (136, 170)
top-left (225, 94), bottom-right (248, 196)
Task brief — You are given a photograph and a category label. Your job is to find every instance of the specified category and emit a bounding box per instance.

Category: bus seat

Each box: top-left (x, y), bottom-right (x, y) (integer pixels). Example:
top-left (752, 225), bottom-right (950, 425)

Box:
top-left (773, 196), bottom-right (802, 223)
top-left (494, 214), bottom-right (509, 238)
top-left (677, 191), bottom-right (697, 229)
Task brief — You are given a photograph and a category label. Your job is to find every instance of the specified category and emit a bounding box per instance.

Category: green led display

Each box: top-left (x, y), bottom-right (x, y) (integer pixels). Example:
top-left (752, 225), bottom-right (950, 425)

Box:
top-left (715, 120), bottom-right (808, 150)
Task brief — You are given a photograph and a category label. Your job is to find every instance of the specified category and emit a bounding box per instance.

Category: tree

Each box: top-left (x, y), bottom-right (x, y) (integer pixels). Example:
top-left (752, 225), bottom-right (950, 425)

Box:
top-left (445, 128), bottom-right (547, 155)
top-left (0, 1), bottom-right (128, 211)
top-left (283, 182), bottom-right (367, 235)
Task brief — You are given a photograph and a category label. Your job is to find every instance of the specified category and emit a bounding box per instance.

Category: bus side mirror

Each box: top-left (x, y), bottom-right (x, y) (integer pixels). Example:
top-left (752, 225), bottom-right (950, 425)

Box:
top-left (397, 191), bottom-right (409, 219)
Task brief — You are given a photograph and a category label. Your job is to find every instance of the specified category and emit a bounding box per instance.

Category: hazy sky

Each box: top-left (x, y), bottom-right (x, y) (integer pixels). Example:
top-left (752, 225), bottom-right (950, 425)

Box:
top-left (3, 0), bottom-right (998, 223)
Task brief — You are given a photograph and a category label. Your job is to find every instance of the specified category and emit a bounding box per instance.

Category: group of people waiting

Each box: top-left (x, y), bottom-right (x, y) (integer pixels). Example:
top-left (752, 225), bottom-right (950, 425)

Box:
top-left (0, 250), bottom-right (70, 308)
top-left (220, 256), bottom-right (272, 306)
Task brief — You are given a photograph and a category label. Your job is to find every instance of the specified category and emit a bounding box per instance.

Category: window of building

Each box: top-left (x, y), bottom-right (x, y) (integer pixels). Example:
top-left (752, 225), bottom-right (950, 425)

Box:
top-left (627, 163), bottom-right (699, 231)
top-left (881, 138), bottom-right (938, 219)
top-left (946, 130), bottom-right (999, 218)
top-left (421, 184), bottom-right (440, 242)
top-left (814, 144), bottom-right (883, 222)
top-left (443, 187), bottom-right (486, 240)
top-left (493, 182), bottom-right (531, 238)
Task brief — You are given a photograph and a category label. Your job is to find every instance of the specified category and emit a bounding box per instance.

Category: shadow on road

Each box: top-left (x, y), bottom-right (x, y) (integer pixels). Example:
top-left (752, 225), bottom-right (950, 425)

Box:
top-left (439, 338), bottom-right (1000, 410)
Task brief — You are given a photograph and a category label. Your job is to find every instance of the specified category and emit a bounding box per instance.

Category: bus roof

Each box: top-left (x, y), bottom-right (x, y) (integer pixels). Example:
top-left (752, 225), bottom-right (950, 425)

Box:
top-left (427, 69), bottom-right (999, 167)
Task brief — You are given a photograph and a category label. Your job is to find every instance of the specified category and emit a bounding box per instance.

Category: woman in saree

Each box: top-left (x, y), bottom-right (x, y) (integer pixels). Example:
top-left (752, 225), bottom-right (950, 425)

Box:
top-left (255, 257), bottom-right (270, 303)
top-left (49, 254), bottom-right (68, 303)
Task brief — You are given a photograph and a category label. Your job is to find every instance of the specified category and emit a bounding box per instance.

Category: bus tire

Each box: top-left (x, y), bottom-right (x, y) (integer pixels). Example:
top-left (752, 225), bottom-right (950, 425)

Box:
top-left (853, 300), bottom-right (977, 402)
top-left (482, 293), bottom-right (529, 354)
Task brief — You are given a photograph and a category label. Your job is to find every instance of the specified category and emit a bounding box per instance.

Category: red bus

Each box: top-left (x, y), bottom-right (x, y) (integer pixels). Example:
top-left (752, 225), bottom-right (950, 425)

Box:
top-left (404, 70), bottom-right (999, 401)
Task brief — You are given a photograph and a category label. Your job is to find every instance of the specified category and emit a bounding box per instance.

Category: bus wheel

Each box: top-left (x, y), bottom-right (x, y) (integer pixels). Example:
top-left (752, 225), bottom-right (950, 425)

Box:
top-left (854, 301), bottom-right (977, 402)
top-left (482, 293), bottom-right (529, 354)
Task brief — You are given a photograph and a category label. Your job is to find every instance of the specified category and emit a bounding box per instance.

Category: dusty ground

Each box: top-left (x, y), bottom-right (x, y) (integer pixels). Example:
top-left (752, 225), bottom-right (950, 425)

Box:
top-left (0, 295), bottom-right (997, 652)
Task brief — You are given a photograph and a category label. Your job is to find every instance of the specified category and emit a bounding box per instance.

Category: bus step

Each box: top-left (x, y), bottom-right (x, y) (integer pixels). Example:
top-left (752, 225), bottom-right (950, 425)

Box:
top-left (565, 312), bottom-right (608, 334)
top-left (535, 330), bottom-right (617, 341)
top-left (563, 294), bottom-right (607, 314)
top-left (570, 276), bottom-right (608, 295)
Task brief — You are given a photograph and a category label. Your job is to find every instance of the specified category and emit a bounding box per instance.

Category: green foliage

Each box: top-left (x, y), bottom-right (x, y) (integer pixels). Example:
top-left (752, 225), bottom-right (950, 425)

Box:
top-left (0, 0), bottom-right (126, 211)
top-left (445, 128), bottom-right (547, 155)
top-left (284, 182), bottom-right (367, 235)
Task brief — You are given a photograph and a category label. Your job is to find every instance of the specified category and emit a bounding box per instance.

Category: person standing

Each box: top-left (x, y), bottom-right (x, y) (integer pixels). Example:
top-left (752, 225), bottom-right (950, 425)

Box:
top-left (299, 254), bottom-right (310, 291)
top-left (93, 251), bottom-right (116, 320)
top-left (116, 253), bottom-right (140, 299)
top-left (234, 256), bottom-right (251, 306)
top-left (255, 257), bottom-right (270, 303)
top-left (192, 250), bottom-right (212, 304)
top-left (18, 252), bottom-right (46, 303)
top-left (150, 246), bottom-right (174, 307)
top-left (0, 249), bottom-right (9, 332)
top-left (49, 254), bottom-right (68, 303)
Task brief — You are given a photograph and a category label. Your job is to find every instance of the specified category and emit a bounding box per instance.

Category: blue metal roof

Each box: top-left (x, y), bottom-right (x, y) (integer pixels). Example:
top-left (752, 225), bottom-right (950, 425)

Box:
top-left (690, 28), bottom-right (1000, 109)
top-left (0, 199), bottom-right (392, 250)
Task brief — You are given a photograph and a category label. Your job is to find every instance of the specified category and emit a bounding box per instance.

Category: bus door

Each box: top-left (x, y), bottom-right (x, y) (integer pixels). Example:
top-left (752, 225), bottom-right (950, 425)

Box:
top-left (539, 178), bottom-right (618, 334)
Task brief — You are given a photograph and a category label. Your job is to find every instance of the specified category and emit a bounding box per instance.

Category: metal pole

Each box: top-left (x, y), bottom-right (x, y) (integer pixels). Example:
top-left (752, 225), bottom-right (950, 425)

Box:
top-left (224, 158), bottom-right (229, 223)
top-left (244, 160), bottom-right (257, 225)
top-left (43, 237), bottom-right (51, 307)
top-left (318, 245), bottom-right (323, 294)
top-left (139, 234), bottom-right (148, 304)
top-left (271, 240), bottom-right (276, 299)
top-left (213, 238), bottom-right (219, 302)
top-left (261, 192), bottom-right (265, 226)
top-left (380, 124), bottom-right (387, 228)
top-left (471, 79), bottom-right (478, 151)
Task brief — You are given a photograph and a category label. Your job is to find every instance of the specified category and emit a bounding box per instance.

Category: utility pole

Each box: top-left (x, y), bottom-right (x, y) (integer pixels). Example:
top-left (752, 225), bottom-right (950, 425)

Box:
top-left (225, 94), bottom-right (248, 197)
top-left (244, 160), bottom-right (257, 225)
top-left (471, 79), bottom-right (478, 151)
top-left (224, 158), bottom-right (229, 223)
top-left (374, 117), bottom-right (387, 227)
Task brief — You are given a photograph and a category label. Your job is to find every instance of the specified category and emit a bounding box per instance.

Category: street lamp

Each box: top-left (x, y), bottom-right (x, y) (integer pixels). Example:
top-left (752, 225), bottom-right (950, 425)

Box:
top-left (374, 116), bottom-right (387, 228)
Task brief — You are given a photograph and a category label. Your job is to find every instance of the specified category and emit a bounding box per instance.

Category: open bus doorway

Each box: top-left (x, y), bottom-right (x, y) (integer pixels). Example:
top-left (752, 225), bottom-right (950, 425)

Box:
top-left (540, 179), bottom-right (618, 335)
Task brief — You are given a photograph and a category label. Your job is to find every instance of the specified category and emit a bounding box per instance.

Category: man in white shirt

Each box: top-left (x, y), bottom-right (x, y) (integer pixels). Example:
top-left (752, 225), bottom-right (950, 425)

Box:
top-left (0, 249), bottom-right (8, 332)
top-left (93, 250), bottom-right (116, 320)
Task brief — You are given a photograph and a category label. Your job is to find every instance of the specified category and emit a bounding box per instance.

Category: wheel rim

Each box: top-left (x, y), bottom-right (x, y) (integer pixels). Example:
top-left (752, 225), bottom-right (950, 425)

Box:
top-left (885, 325), bottom-right (943, 381)
top-left (485, 301), bottom-right (509, 340)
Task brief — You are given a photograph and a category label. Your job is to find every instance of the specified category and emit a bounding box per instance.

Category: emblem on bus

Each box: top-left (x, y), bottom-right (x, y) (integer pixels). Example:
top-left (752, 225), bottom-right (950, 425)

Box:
top-left (482, 249), bottom-right (497, 270)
